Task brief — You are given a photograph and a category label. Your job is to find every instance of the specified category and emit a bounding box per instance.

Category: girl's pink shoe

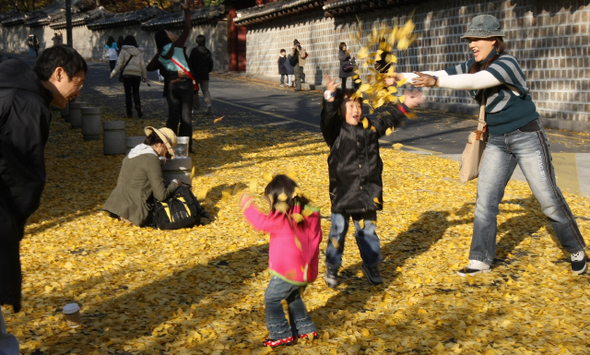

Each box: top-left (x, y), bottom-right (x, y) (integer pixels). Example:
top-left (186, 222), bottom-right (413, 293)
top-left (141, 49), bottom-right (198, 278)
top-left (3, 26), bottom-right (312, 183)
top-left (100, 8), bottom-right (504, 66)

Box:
top-left (263, 336), bottom-right (294, 347)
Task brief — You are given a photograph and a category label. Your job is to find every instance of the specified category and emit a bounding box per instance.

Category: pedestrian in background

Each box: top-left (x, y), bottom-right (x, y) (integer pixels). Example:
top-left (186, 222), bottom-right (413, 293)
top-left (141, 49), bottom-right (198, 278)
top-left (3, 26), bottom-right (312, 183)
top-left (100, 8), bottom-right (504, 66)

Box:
top-left (110, 35), bottom-right (147, 118)
top-left (105, 36), bottom-right (119, 71)
top-left (0, 44), bottom-right (87, 355)
top-left (26, 34), bottom-right (39, 57)
top-left (406, 14), bottom-right (588, 276)
top-left (116, 36), bottom-right (124, 56)
top-left (291, 39), bottom-right (308, 91)
top-left (285, 51), bottom-right (295, 87)
top-left (147, 3), bottom-right (194, 151)
top-left (240, 175), bottom-right (322, 348)
top-left (338, 42), bottom-right (357, 91)
top-left (51, 31), bottom-right (63, 46)
top-left (188, 34), bottom-right (214, 115)
top-left (277, 49), bottom-right (287, 87)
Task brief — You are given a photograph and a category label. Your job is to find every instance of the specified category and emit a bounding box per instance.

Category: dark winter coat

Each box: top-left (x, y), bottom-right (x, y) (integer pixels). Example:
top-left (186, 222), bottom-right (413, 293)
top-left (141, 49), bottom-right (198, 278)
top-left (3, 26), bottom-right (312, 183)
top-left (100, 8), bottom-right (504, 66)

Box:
top-left (0, 59), bottom-right (53, 312)
top-left (188, 45), bottom-right (213, 81)
top-left (285, 55), bottom-right (295, 75)
top-left (278, 56), bottom-right (287, 75)
top-left (339, 49), bottom-right (353, 79)
top-left (321, 96), bottom-right (408, 214)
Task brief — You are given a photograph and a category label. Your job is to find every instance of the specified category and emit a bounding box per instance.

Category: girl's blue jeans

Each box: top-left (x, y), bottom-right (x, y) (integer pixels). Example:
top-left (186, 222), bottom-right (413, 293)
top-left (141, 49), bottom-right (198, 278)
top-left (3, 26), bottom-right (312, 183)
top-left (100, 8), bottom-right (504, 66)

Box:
top-left (471, 123), bottom-right (585, 265)
top-left (325, 212), bottom-right (381, 269)
top-left (264, 276), bottom-right (316, 340)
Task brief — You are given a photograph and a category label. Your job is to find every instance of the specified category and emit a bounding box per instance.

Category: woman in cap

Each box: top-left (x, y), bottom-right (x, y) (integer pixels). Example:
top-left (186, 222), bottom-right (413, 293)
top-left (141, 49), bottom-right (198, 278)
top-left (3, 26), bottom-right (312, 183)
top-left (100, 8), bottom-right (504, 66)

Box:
top-left (394, 14), bottom-right (587, 276)
top-left (103, 127), bottom-right (182, 227)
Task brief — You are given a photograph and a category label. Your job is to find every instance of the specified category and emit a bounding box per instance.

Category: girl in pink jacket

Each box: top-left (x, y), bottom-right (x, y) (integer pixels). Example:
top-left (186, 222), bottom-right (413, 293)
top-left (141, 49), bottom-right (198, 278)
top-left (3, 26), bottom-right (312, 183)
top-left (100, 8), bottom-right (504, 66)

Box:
top-left (240, 175), bottom-right (322, 348)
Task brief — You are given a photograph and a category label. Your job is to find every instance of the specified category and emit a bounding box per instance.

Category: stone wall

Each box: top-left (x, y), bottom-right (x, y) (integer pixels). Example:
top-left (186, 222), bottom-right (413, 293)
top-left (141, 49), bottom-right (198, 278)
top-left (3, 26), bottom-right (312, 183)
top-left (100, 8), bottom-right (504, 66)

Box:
top-left (244, 0), bottom-right (590, 132)
top-left (0, 20), bottom-right (230, 72)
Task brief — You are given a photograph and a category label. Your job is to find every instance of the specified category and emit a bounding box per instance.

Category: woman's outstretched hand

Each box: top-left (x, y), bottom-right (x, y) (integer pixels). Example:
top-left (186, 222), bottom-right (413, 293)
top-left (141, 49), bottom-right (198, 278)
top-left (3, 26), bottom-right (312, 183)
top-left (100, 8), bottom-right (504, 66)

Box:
top-left (403, 89), bottom-right (425, 108)
top-left (411, 72), bottom-right (438, 88)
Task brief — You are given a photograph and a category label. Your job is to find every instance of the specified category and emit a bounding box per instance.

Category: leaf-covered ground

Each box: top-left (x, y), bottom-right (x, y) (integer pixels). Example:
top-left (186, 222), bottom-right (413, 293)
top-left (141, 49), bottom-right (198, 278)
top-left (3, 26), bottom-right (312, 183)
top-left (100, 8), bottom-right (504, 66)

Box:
top-left (4, 89), bottom-right (590, 355)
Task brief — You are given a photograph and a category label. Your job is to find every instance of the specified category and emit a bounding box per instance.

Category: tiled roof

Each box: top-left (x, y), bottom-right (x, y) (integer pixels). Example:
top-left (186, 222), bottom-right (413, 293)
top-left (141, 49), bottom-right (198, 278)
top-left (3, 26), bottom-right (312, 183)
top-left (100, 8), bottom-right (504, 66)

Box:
top-left (86, 6), bottom-right (165, 30)
top-left (234, 0), bottom-right (323, 26)
top-left (323, 0), bottom-right (416, 17)
top-left (50, 7), bottom-right (112, 29)
top-left (141, 5), bottom-right (226, 31)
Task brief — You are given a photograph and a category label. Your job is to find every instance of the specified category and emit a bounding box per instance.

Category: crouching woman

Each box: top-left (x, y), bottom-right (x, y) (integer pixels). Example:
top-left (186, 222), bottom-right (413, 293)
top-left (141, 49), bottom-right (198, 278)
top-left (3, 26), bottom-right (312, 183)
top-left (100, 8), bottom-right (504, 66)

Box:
top-left (104, 126), bottom-right (181, 226)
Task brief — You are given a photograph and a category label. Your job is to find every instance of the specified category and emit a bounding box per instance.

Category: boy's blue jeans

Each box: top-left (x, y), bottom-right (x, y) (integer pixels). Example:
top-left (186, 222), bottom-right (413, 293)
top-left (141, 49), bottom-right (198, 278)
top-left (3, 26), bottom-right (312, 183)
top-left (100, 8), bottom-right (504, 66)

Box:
top-left (470, 124), bottom-right (585, 265)
top-left (325, 212), bottom-right (381, 269)
top-left (265, 276), bottom-right (316, 340)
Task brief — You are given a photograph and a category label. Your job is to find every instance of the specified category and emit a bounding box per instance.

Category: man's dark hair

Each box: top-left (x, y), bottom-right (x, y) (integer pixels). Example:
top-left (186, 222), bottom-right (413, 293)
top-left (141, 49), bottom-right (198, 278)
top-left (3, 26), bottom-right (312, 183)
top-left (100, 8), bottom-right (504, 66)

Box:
top-left (195, 34), bottom-right (206, 46)
top-left (32, 45), bottom-right (87, 81)
top-left (123, 35), bottom-right (138, 47)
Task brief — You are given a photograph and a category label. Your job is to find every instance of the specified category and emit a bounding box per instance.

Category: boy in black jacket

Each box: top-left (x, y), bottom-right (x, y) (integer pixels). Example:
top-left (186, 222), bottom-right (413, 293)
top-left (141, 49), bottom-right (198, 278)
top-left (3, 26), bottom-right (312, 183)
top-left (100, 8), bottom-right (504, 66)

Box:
top-left (321, 75), bottom-right (423, 288)
top-left (277, 49), bottom-right (287, 87)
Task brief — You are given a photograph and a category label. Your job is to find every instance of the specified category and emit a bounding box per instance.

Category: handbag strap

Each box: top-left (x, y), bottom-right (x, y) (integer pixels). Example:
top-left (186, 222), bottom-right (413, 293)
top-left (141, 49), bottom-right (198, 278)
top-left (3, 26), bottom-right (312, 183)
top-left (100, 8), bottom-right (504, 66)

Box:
top-left (120, 55), bottom-right (133, 75)
top-left (171, 57), bottom-right (198, 90)
top-left (477, 96), bottom-right (487, 131)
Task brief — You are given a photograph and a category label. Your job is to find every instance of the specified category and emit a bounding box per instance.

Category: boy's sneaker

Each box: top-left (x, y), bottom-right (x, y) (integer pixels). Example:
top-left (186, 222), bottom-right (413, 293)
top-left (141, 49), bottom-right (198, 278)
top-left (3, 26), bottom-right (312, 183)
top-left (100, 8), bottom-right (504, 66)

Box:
top-left (324, 267), bottom-right (338, 289)
top-left (280, 84), bottom-right (285, 87)
top-left (205, 105), bottom-right (212, 115)
top-left (571, 251), bottom-right (587, 274)
top-left (457, 260), bottom-right (491, 276)
top-left (361, 263), bottom-right (383, 285)
top-left (263, 336), bottom-right (293, 347)
top-left (298, 331), bottom-right (318, 339)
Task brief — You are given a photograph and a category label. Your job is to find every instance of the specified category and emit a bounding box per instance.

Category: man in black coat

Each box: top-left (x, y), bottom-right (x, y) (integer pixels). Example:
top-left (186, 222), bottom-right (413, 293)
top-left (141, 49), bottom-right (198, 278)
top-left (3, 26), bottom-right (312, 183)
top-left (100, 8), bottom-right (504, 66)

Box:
top-left (0, 45), bottom-right (87, 354)
top-left (188, 34), bottom-right (214, 115)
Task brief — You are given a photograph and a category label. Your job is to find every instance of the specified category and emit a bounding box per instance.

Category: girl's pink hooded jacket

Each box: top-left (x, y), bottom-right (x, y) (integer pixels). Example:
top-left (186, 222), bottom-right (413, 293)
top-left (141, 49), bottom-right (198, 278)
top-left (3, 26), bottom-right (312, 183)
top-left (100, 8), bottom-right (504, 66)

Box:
top-left (242, 202), bottom-right (322, 285)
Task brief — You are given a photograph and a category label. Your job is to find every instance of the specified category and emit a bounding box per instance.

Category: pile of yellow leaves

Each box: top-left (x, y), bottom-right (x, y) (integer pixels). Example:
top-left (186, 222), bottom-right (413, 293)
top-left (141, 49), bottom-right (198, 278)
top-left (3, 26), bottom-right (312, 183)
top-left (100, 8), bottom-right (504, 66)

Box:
top-left (4, 101), bottom-right (590, 354)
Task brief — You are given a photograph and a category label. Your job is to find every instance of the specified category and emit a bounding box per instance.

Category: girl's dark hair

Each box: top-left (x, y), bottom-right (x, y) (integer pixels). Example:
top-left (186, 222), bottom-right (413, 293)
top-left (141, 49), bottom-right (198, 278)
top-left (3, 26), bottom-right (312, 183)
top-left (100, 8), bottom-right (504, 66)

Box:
top-left (144, 132), bottom-right (164, 146)
top-left (155, 30), bottom-right (172, 53)
top-left (107, 36), bottom-right (115, 46)
top-left (339, 42), bottom-right (347, 51)
top-left (33, 44), bottom-right (88, 81)
top-left (123, 35), bottom-right (138, 47)
top-left (265, 175), bottom-right (309, 212)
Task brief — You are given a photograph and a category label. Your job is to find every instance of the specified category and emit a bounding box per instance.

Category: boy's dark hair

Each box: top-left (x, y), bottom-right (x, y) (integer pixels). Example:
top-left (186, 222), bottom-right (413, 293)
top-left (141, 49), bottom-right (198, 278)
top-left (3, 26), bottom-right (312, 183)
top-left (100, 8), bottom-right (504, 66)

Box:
top-left (265, 174), bottom-right (309, 212)
top-left (154, 30), bottom-right (172, 53)
top-left (144, 132), bottom-right (164, 146)
top-left (195, 34), bottom-right (206, 46)
top-left (123, 35), bottom-right (138, 47)
top-left (339, 42), bottom-right (347, 50)
top-left (280, 49), bottom-right (286, 54)
top-left (33, 45), bottom-right (88, 81)
top-left (337, 88), bottom-right (362, 105)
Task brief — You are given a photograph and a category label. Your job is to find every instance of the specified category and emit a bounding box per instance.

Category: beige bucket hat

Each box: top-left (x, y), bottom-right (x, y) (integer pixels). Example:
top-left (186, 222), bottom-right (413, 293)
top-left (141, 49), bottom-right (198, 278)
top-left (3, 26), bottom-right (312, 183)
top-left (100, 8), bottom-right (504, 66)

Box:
top-left (144, 126), bottom-right (178, 159)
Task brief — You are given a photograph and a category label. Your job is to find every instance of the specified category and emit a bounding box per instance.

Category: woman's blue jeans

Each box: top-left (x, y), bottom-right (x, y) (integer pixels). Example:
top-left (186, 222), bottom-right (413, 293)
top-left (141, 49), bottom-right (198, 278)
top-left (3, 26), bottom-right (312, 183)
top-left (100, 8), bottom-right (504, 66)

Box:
top-left (325, 212), bottom-right (381, 269)
top-left (470, 123), bottom-right (585, 265)
top-left (264, 276), bottom-right (316, 340)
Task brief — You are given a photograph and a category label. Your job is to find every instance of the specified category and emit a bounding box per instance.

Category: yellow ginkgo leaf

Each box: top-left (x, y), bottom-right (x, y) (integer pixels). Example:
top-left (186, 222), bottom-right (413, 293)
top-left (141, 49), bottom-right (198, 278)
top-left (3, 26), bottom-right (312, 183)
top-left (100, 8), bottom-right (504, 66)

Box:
top-left (358, 219), bottom-right (365, 229)
top-left (291, 213), bottom-right (304, 223)
top-left (385, 127), bottom-right (393, 136)
top-left (362, 117), bottom-right (369, 129)
top-left (278, 192), bottom-right (288, 201)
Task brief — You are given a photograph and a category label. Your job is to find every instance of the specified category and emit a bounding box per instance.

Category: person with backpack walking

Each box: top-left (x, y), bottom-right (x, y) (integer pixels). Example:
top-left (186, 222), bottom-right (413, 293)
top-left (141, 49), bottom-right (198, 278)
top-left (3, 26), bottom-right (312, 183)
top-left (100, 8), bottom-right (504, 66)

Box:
top-left (240, 175), bottom-right (322, 348)
top-left (147, 3), bottom-right (195, 151)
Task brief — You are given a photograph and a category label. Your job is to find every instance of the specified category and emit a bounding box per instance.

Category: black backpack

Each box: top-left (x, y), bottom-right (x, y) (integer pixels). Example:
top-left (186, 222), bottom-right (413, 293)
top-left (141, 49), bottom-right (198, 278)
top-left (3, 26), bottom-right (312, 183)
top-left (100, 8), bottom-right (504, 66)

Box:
top-left (153, 185), bottom-right (204, 230)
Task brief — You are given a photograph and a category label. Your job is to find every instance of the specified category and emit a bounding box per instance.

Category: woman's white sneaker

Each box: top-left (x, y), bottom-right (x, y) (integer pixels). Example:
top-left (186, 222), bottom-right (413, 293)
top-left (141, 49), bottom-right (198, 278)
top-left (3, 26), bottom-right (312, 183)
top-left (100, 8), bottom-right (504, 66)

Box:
top-left (457, 260), bottom-right (491, 276)
top-left (571, 251), bottom-right (587, 274)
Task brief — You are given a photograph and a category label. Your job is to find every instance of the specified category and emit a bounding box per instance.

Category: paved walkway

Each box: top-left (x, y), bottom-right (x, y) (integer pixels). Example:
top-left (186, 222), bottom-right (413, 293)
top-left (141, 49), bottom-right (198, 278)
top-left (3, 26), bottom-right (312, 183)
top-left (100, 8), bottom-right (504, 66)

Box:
top-left (2, 50), bottom-right (589, 197)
